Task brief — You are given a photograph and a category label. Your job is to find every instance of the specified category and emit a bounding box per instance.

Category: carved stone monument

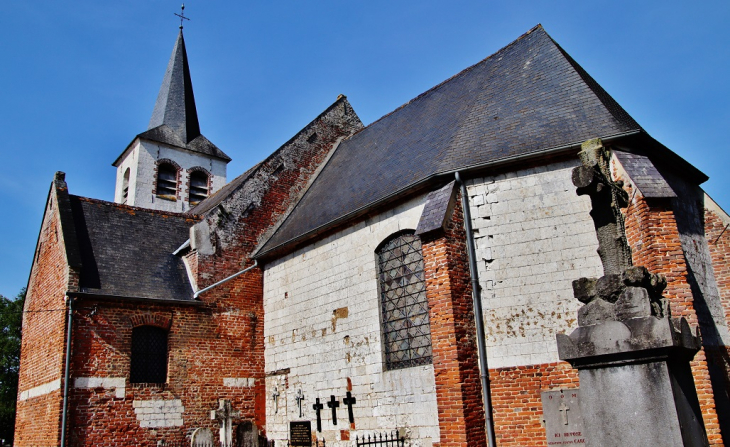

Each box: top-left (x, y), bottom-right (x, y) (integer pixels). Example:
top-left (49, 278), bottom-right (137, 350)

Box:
top-left (556, 139), bottom-right (709, 446)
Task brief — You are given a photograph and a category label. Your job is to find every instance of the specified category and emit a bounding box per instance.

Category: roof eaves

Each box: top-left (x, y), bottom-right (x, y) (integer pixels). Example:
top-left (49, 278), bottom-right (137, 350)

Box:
top-left (256, 130), bottom-right (642, 260)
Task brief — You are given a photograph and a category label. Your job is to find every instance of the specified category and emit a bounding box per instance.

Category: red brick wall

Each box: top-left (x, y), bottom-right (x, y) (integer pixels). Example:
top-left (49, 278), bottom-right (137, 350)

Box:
top-left (421, 193), bottom-right (486, 447)
top-left (15, 185), bottom-right (78, 446)
top-left (66, 287), bottom-right (265, 447)
top-left (618, 172), bottom-right (723, 445)
top-left (705, 204), bottom-right (730, 327)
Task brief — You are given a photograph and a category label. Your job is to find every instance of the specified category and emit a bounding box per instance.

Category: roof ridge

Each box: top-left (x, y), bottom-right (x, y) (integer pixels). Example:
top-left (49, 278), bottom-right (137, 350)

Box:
top-left (70, 195), bottom-right (202, 220)
top-left (363, 24), bottom-right (544, 129)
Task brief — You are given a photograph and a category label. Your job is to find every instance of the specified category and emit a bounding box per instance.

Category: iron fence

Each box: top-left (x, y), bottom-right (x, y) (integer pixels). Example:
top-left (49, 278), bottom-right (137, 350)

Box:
top-left (355, 432), bottom-right (405, 447)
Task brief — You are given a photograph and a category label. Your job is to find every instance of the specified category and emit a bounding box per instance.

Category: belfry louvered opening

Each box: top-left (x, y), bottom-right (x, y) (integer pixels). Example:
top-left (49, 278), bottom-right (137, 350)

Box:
top-left (130, 325), bottom-right (169, 383)
top-left (377, 231), bottom-right (432, 370)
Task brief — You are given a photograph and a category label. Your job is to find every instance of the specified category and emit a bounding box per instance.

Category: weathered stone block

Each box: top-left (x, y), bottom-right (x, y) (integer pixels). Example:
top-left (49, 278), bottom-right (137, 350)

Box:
top-left (577, 298), bottom-right (616, 326)
top-left (615, 286), bottom-right (652, 320)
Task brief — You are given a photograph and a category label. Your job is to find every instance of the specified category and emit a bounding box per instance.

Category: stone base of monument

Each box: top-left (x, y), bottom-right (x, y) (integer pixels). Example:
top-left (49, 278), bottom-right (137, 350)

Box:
top-left (557, 266), bottom-right (710, 447)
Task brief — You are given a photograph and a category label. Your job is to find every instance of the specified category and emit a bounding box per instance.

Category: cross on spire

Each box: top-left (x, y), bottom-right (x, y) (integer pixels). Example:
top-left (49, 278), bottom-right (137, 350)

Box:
top-left (174, 3), bottom-right (190, 30)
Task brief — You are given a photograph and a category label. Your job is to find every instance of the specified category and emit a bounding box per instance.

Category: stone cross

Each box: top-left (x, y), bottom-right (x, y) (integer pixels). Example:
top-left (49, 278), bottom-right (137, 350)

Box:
top-left (327, 395), bottom-right (340, 425)
top-left (343, 391), bottom-right (357, 424)
top-left (295, 389), bottom-right (305, 418)
top-left (559, 401), bottom-right (570, 425)
top-left (210, 399), bottom-right (240, 446)
top-left (312, 398), bottom-right (324, 432)
top-left (572, 138), bottom-right (632, 276)
top-left (272, 386), bottom-right (280, 414)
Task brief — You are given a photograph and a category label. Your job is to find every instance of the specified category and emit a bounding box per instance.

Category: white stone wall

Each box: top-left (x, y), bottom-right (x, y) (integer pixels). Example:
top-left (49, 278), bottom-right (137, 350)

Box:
top-left (133, 399), bottom-right (184, 428)
top-left (466, 159), bottom-right (603, 368)
top-left (114, 139), bottom-right (227, 212)
top-left (263, 196), bottom-right (439, 446)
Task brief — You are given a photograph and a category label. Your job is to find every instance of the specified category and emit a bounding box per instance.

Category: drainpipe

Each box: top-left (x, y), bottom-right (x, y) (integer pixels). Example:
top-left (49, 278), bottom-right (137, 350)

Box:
top-left (194, 260), bottom-right (258, 299)
top-left (455, 172), bottom-right (497, 447)
top-left (60, 294), bottom-right (74, 447)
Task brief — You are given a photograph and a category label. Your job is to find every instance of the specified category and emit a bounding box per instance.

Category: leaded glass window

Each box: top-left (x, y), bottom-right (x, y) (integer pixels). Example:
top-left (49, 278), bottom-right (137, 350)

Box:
top-left (377, 231), bottom-right (432, 370)
top-left (130, 325), bottom-right (168, 383)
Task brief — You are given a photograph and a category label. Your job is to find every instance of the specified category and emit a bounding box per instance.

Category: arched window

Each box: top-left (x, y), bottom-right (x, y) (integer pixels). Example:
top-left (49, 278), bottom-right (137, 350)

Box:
top-left (130, 326), bottom-right (168, 383)
top-left (188, 170), bottom-right (209, 205)
top-left (121, 168), bottom-right (130, 204)
top-left (377, 231), bottom-right (432, 370)
top-left (156, 163), bottom-right (178, 197)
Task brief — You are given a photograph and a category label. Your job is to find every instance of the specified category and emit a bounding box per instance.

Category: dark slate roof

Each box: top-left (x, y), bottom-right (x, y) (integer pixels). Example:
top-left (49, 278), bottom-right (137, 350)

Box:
top-left (69, 196), bottom-right (198, 300)
top-left (614, 150), bottom-right (676, 198)
top-left (113, 31), bottom-right (230, 166)
top-left (415, 181), bottom-right (457, 236)
top-left (258, 25), bottom-right (642, 256)
top-left (189, 162), bottom-right (260, 215)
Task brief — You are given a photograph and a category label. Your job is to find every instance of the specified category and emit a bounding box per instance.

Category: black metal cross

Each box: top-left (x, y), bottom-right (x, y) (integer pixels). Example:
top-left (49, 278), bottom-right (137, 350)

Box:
top-left (343, 392), bottom-right (357, 424)
top-left (327, 395), bottom-right (340, 425)
top-left (174, 4), bottom-right (190, 30)
top-left (312, 398), bottom-right (324, 432)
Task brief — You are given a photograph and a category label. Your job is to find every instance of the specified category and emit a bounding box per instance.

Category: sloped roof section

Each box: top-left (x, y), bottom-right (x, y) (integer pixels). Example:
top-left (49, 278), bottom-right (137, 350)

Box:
top-left (259, 25), bottom-right (642, 256)
top-left (69, 197), bottom-right (197, 300)
top-left (614, 150), bottom-right (676, 198)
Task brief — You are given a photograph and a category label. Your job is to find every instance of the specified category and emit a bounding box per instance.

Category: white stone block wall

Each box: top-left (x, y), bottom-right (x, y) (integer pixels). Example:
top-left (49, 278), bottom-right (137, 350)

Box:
top-left (466, 159), bottom-right (603, 369)
top-left (263, 196), bottom-right (439, 445)
top-left (114, 139), bottom-right (227, 212)
top-left (133, 399), bottom-right (185, 428)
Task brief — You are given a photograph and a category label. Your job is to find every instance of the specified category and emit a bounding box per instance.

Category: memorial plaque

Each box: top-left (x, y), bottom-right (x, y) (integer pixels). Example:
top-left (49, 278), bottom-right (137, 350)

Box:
top-left (541, 389), bottom-right (587, 446)
top-left (290, 421), bottom-right (313, 447)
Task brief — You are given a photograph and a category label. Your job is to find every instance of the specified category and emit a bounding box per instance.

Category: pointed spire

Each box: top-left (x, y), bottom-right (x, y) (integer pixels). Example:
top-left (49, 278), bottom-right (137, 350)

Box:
top-left (148, 30), bottom-right (201, 144)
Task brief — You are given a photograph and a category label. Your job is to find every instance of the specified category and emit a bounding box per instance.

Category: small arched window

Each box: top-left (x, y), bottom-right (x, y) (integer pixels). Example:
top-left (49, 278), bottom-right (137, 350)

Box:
top-left (156, 163), bottom-right (178, 197)
top-left (121, 168), bottom-right (130, 204)
top-left (130, 325), bottom-right (168, 383)
top-left (188, 170), bottom-right (209, 205)
top-left (377, 231), bottom-right (432, 370)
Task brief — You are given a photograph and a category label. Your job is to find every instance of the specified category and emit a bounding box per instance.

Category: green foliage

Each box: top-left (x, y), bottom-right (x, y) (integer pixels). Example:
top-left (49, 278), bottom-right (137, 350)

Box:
top-left (0, 288), bottom-right (25, 445)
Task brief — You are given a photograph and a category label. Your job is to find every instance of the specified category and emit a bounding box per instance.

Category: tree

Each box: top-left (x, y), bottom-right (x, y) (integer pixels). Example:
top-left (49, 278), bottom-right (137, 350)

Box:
top-left (0, 288), bottom-right (24, 445)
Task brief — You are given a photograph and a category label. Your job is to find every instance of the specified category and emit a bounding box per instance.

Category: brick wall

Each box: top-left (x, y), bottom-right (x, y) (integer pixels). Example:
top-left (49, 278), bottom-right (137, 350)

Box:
top-left (705, 196), bottom-right (730, 328)
top-left (66, 295), bottom-right (264, 446)
top-left (421, 192), bottom-right (486, 447)
top-left (15, 181), bottom-right (79, 446)
top-left (613, 156), bottom-right (725, 445)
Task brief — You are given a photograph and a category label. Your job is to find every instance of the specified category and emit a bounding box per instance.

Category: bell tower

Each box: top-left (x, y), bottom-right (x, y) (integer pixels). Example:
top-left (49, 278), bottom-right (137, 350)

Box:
top-left (112, 21), bottom-right (230, 212)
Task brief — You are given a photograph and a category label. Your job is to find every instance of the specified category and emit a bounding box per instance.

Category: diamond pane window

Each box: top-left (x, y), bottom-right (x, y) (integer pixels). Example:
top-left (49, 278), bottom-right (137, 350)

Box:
top-left (130, 325), bottom-right (168, 383)
top-left (377, 231), bottom-right (432, 370)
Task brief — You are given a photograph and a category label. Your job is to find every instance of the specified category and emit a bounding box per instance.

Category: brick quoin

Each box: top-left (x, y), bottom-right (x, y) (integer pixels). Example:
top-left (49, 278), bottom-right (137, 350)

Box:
top-left (421, 193), bottom-right (487, 447)
top-left (15, 178), bottom-right (79, 447)
top-left (618, 166), bottom-right (724, 446)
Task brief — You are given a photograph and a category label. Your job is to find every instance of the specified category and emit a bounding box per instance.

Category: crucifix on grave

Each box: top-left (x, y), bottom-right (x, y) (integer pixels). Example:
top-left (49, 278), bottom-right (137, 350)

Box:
top-left (312, 398), bottom-right (324, 432)
top-left (272, 386), bottom-right (280, 414)
top-left (343, 392), bottom-right (357, 424)
top-left (327, 395), bottom-right (340, 425)
top-left (295, 389), bottom-right (305, 418)
top-left (558, 401), bottom-right (570, 425)
top-left (210, 399), bottom-right (241, 447)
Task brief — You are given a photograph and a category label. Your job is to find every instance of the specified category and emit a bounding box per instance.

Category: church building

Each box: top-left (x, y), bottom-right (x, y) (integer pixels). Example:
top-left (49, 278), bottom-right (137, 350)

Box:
top-left (14, 24), bottom-right (730, 447)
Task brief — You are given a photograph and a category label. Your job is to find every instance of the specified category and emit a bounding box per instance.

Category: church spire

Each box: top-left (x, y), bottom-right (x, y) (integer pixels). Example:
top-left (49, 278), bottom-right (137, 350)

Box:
top-left (147, 30), bottom-right (201, 144)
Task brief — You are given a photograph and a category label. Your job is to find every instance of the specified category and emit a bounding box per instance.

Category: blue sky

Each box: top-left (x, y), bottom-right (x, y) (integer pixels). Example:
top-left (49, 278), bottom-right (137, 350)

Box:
top-left (1, 1), bottom-right (728, 298)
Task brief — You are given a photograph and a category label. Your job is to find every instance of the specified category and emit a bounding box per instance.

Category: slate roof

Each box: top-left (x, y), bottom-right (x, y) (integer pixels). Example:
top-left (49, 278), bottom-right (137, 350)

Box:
top-left (113, 31), bottom-right (230, 165)
top-left (68, 196), bottom-right (198, 300)
top-left (190, 162), bottom-right (261, 215)
top-left (415, 181), bottom-right (457, 236)
top-left (257, 25), bottom-right (644, 257)
top-left (614, 151), bottom-right (676, 198)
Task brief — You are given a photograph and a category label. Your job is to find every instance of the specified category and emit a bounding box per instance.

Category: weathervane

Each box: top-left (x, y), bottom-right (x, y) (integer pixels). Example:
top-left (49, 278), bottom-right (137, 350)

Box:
top-left (174, 4), bottom-right (190, 30)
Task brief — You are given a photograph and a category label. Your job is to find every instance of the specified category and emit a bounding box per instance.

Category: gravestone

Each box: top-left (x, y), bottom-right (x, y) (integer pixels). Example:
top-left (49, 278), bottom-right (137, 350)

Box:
top-left (290, 421), bottom-right (313, 447)
top-left (210, 399), bottom-right (241, 447)
top-left (556, 139), bottom-right (709, 446)
top-left (236, 420), bottom-right (258, 447)
top-left (541, 390), bottom-right (586, 446)
top-left (191, 427), bottom-right (214, 446)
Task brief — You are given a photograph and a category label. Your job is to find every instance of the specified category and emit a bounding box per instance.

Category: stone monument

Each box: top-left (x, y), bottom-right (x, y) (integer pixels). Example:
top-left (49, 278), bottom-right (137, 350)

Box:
top-left (556, 139), bottom-right (709, 446)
